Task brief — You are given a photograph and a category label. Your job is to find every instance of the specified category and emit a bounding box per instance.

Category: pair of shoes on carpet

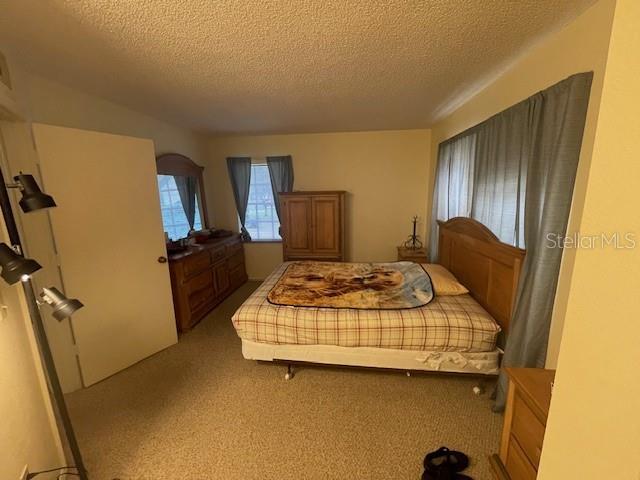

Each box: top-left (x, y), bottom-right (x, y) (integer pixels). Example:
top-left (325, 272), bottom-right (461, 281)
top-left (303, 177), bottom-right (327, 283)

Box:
top-left (421, 446), bottom-right (473, 480)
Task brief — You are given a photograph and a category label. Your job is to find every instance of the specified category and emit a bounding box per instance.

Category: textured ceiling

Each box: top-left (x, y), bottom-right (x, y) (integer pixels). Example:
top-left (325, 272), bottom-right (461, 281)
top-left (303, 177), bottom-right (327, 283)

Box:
top-left (0, 0), bottom-right (595, 134)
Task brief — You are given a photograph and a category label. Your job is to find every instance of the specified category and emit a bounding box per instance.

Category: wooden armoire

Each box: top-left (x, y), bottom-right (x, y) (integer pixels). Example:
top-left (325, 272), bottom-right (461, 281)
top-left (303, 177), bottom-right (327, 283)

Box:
top-left (279, 191), bottom-right (345, 261)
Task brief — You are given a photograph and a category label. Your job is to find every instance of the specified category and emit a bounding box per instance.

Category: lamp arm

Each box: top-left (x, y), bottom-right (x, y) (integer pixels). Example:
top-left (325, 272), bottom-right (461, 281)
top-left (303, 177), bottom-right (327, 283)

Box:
top-left (21, 278), bottom-right (88, 480)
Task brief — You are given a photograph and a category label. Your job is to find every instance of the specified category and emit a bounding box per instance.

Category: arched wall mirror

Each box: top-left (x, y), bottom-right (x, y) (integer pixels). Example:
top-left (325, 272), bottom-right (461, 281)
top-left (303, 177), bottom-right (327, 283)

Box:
top-left (156, 153), bottom-right (209, 240)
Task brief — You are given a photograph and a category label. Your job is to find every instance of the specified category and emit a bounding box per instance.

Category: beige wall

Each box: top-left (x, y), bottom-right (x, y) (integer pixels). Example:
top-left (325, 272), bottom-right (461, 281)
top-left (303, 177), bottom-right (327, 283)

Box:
top-left (21, 72), bottom-right (208, 163)
top-left (16, 68), bottom-right (214, 226)
top-left (539, 0), bottom-right (640, 476)
top-left (428, 0), bottom-right (616, 367)
top-left (208, 130), bottom-right (431, 279)
top-left (0, 269), bottom-right (65, 479)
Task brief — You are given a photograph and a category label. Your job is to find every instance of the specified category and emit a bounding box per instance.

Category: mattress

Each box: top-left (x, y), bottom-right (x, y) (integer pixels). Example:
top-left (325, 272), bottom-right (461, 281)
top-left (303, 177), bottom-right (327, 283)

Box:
top-left (232, 262), bottom-right (501, 353)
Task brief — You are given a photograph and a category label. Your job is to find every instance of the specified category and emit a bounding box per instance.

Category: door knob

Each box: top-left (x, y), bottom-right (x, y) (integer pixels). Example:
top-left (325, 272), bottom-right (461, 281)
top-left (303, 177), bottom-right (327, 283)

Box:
top-left (158, 256), bottom-right (167, 263)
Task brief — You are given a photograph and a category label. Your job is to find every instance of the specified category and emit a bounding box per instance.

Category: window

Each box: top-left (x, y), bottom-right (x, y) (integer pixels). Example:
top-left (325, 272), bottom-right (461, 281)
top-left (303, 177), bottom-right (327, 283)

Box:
top-left (157, 175), bottom-right (203, 240)
top-left (244, 164), bottom-right (280, 240)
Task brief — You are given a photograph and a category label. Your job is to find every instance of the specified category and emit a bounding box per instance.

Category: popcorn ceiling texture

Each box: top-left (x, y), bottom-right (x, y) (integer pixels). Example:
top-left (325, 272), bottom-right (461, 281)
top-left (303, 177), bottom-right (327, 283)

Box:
top-left (0, 0), bottom-right (595, 134)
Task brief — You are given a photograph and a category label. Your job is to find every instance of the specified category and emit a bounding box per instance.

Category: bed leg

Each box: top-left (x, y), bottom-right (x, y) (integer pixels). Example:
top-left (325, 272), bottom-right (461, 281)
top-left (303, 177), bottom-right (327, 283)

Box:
top-left (284, 364), bottom-right (294, 381)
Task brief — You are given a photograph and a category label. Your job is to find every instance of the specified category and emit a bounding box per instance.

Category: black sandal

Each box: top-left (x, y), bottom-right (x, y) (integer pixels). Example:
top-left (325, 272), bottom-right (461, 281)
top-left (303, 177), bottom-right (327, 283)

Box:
top-left (421, 447), bottom-right (472, 480)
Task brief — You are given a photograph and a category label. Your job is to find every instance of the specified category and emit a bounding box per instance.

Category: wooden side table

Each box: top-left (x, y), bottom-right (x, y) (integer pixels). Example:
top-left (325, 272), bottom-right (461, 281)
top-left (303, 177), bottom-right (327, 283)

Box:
top-left (490, 368), bottom-right (555, 479)
top-left (397, 246), bottom-right (428, 263)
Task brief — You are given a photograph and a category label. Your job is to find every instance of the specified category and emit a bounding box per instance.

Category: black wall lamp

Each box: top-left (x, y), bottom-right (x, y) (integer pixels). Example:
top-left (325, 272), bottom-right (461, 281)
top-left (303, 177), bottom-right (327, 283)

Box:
top-left (0, 242), bottom-right (41, 284)
top-left (0, 167), bottom-right (88, 480)
top-left (6, 173), bottom-right (56, 213)
top-left (40, 287), bottom-right (84, 321)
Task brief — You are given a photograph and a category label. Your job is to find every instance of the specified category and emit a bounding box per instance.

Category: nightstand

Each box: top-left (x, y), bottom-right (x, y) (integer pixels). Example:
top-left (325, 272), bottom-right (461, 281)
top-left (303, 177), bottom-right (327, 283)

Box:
top-left (397, 246), bottom-right (428, 263)
top-left (490, 368), bottom-right (556, 480)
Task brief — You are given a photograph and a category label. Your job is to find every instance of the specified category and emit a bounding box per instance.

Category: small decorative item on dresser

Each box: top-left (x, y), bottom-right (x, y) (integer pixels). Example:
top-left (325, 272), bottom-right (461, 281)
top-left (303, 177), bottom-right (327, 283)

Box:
top-left (490, 368), bottom-right (556, 480)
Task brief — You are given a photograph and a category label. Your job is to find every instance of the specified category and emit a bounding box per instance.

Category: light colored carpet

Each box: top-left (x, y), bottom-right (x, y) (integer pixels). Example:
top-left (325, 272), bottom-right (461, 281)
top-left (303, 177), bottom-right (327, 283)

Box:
top-left (66, 282), bottom-right (502, 479)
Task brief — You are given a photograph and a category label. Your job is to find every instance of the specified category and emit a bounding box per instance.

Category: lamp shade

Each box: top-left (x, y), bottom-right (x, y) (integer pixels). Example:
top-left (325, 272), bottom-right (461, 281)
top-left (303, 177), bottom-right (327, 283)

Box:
top-left (0, 243), bottom-right (42, 284)
top-left (14, 174), bottom-right (56, 212)
top-left (40, 287), bottom-right (84, 321)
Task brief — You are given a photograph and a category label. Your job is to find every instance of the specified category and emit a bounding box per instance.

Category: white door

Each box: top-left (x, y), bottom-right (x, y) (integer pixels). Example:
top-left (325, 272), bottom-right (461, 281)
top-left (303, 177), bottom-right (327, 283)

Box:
top-left (33, 124), bottom-right (177, 386)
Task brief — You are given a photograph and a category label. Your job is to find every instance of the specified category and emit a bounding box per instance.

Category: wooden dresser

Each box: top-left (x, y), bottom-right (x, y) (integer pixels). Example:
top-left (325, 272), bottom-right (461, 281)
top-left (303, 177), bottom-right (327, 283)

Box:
top-left (279, 191), bottom-right (345, 261)
top-left (168, 234), bottom-right (247, 332)
top-left (490, 368), bottom-right (556, 480)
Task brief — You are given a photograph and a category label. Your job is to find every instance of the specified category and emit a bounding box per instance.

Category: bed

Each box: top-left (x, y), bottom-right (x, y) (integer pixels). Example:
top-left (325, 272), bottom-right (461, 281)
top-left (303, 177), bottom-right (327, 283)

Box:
top-left (232, 217), bottom-right (525, 377)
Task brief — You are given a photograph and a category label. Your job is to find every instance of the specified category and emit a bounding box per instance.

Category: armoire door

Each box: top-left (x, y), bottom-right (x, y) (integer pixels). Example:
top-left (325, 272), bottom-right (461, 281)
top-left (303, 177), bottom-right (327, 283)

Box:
top-left (282, 196), bottom-right (313, 256)
top-left (311, 195), bottom-right (341, 256)
top-left (32, 124), bottom-right (177, 387)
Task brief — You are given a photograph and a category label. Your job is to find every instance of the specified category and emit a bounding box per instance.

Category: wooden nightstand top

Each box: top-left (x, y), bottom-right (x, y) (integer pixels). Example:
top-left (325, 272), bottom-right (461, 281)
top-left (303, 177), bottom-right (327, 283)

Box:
top-left (505, 367), bottom-right (556, 420)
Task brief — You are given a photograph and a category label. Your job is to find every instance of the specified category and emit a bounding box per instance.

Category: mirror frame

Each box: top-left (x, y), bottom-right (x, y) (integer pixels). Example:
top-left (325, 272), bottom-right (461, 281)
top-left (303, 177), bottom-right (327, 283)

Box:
top-left (155, 153), bottom-right (209, 229)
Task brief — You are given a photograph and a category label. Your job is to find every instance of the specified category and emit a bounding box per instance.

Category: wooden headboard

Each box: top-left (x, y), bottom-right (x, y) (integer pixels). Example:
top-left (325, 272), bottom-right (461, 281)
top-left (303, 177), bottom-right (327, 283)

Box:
top-left (437, 218), bottom-right (525, 334)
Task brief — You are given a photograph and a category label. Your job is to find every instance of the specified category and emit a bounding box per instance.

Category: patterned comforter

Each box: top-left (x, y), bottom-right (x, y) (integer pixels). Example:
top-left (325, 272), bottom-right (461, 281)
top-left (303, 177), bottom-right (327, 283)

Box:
top-left (232, 262), bottom-right (501, 353)
top-left (267, 261), bottom-right (434, 309)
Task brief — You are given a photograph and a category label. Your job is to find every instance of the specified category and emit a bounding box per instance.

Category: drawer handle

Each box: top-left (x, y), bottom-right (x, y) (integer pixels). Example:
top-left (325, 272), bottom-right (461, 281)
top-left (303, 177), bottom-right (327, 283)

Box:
top-left (158, 256), bottom-right (168, 263)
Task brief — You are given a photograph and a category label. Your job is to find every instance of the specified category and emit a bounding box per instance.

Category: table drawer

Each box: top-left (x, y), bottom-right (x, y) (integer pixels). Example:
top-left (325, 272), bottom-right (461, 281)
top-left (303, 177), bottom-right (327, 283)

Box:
top-left (229, 264), bottom-right (247, 287)
top-left (225, 240), bottom-right (242, 256)
top-left (210, 246), bottom-right (226, 264)
top-left (505, 436), bottom-right (537, 480)
top-left (186, 270), bottom-right (214, 311)
top-left (227, 250), bottom-right (244, 269)
top-left (400, 255), bottom-right (428, 263)
top-left (512, 392), bottom-right (545, 467)
top-left (183, 251), bottom-right (211, 277)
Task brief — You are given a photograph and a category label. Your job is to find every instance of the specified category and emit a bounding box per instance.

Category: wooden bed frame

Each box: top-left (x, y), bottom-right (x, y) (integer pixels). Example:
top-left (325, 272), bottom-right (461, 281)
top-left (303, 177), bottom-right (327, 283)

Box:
top-left (242, 217), bottom-right (526, 379)
top-left (437, 218), bottom-right (525, 335)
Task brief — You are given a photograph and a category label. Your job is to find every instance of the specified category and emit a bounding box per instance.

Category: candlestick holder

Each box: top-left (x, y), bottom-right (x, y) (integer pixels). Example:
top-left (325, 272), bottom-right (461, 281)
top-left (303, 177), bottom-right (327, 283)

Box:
top-left (403, 215), bottom-right (423, 250)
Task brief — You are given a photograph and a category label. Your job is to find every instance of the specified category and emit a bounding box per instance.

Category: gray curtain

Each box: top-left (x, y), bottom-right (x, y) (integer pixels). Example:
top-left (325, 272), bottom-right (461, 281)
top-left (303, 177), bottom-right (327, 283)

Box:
top-left (472, 103), bottom-right (531, 248)
top-left (429, 72), bottom-right (593, 410)
top-left (266, 155), bottom-right (294, 235)
top-left (226, 157), bottom-right (252, 241)
top-left (429, 133), bottom-right (476, 260)
top-left (174, 175), bottom-right (198, 232)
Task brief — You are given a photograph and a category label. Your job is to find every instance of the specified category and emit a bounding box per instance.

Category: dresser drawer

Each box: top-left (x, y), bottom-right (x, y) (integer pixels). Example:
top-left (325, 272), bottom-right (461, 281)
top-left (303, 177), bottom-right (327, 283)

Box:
top-left (505, 436), bottom-right (537, 480)
top-left (229, 264), bottom-right (247, 287)
top-left (227, 250), bottom-right (244, 269)
top-left (512, 391), bottom-right (545, 468)
top-left (186, 270), bottom-right (214, 311)
top-left (183, 251), bottom-right (211, 277)
top-left (225, 240), bottom-right (242, 256)
top-left (168, 235), bottom-right (247, 331)
top-left (210, 246), bottom-right (226, 264)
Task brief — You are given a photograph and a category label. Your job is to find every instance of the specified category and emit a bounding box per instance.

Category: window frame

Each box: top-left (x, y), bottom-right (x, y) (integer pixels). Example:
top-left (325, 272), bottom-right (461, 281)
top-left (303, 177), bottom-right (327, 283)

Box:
top-left (156, 153), bottom-right (209, 237)
top-left (242, 161), bottom-right (282, 242)
top-left (157, 175), bottom-right (204, 240)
